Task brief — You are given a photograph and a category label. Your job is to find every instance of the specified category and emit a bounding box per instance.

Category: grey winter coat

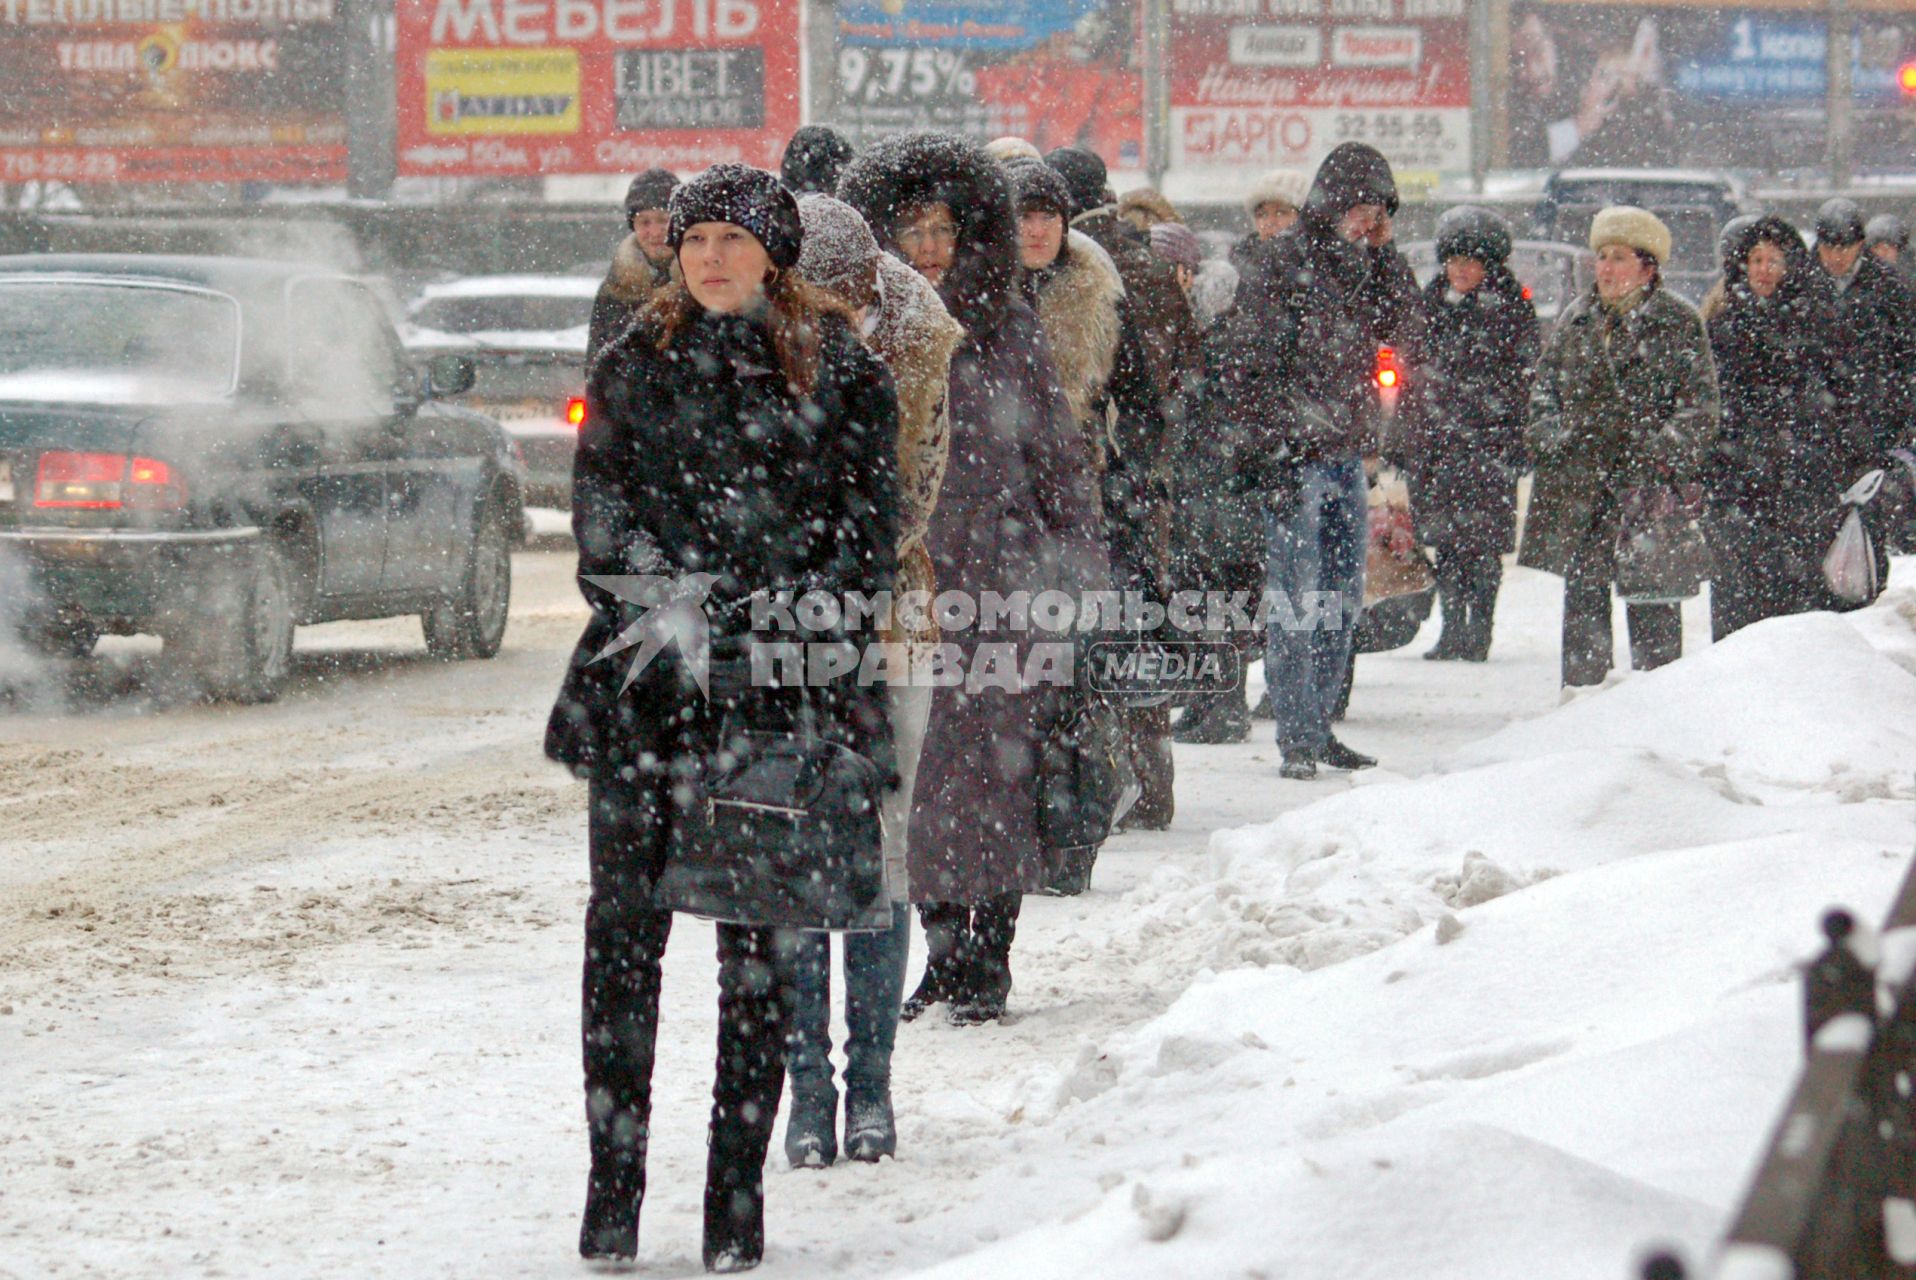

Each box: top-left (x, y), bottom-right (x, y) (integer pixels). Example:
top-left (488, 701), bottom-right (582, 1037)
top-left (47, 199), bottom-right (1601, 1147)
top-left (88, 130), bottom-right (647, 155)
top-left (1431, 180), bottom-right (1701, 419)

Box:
top-left (1520, 285), bottom-right (1721, 581)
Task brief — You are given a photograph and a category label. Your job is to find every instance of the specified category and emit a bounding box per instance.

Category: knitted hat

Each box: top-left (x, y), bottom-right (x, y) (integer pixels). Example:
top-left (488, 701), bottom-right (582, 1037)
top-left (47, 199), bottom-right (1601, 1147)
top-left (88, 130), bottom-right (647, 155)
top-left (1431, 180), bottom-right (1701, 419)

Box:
top-left (794, 194), bottom-right (880, 309)
top-left (1434, 205), bottom-right (1513, 265)
top-left (985, 136), bottom-right (1042, 164)
top-left (623, 168), bottom-right (680, 220)
top-left (1044, 146), bottom-right (1109, 218)
top-left (668, 164), bottom-right (803, 269)
top-left (1149, 222), bottom-right (1203, 272)
top-left (1589, 205), bottom-right (1672, 265)
top-left (1815, 198), bottom-right (1867, 247)
top-left (1005, 158), bottom-right (1072, 220)
top-left (1244, 168), bottom-right (1310, 216)
top-left (780, 125), bottom-right (856, 196)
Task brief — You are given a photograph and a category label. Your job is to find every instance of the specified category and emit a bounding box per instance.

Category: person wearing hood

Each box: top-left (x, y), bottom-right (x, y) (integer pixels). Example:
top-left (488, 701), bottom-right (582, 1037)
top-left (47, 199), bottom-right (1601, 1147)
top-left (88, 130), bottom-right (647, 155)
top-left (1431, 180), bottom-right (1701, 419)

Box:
top-left (588, 168), bottom-right (680, 363)
top-left (777, 193), bottom-right (964, 1168)
top-left (1703, 214), bottom-right (1848, 639)
top-left (781, 125), bottom-right (857, 196)
top-left (840, 132), bottom-right (1106, 1025)
top-left (1230, 168), bottom-right (1311, 272)
top-left (1044, 143), bottom-right (1192, 827)
top-left (1215, 142), bottom-right (1422, 779)
top-left (1398, 206), bottom-right (1540, 662)
top-left (1521, 206), bottom-right (1719, 688)
top-left (548, 164), bottom-right (901, 1271)
top-left (1815, 198), bottom-right (1916, 478)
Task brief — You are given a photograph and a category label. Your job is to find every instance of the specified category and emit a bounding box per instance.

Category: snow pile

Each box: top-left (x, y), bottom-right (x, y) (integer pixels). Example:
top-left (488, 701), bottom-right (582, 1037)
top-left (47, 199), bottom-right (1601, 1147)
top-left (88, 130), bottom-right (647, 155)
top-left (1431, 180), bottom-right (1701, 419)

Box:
top-left (961, 598), bottom-right (1916, 1279)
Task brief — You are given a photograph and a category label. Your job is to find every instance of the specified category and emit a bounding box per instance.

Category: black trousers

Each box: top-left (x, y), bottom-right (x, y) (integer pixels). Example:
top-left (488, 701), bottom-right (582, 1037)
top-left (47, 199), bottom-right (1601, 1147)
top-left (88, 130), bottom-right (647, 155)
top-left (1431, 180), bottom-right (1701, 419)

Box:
top-left (1431, 538), bottom-right (1504, 657)
top-left (1561, 559), bottom-right (1682, 687)
top-left (918, 894), bottom-right (1022, 1003)
top-left (583, 773), bottom-right (796, 1261)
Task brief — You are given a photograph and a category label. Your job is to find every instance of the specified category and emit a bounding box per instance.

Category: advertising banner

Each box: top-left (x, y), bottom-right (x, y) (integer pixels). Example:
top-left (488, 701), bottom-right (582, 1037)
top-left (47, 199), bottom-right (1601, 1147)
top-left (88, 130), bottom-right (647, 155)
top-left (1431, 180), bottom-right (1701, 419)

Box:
top-left (1506, 4), bottom-right (1916, 173)
top-left (394, 0), bottom-right (799, 178)
top-left (0, 0), bottom-right (346, 185)
top-left (831, 0), bottom-right (1143, 169)
top-left (1167, 0), bottom-right (1472, 182)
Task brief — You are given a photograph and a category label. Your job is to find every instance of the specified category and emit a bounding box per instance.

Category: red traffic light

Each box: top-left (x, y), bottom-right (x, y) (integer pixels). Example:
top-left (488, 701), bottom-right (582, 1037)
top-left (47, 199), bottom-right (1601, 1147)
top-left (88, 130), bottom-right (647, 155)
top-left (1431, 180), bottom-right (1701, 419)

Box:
top-left (1375, 346), bottom-right (1399, 389)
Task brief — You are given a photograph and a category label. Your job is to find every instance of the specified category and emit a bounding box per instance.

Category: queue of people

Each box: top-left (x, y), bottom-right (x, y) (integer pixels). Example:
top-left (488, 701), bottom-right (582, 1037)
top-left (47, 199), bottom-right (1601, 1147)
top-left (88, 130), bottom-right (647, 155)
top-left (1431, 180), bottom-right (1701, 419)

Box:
top-left (550, 128), bottom-right (1915, 1269)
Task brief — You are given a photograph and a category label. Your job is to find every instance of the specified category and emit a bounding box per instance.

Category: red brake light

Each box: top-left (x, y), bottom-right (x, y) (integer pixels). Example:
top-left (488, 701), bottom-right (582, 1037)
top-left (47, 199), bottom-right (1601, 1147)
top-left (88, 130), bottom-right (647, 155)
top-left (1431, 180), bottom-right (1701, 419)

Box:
top-left (1521, 285), bottom-right (1533, 301)
top-left (35, 451), bottom-right (184, 510)
top-left (1375, 347), bottom-right (1398, 389)
top-left (1899, 61), bottom-right (1916, 97)
top-left (566, 396), bottom-right (587, 427)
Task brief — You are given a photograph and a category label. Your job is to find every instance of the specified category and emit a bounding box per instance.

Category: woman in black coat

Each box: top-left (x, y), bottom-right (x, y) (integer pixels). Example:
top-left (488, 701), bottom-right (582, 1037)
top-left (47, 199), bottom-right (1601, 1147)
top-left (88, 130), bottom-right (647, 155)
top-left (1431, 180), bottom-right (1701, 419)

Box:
top-left (545, 164), bottom-right (899, 1272)
top-left (1703, 213), bottom-right (1847, 638)
top-left (1399, 206), bottom-right (1540, 661)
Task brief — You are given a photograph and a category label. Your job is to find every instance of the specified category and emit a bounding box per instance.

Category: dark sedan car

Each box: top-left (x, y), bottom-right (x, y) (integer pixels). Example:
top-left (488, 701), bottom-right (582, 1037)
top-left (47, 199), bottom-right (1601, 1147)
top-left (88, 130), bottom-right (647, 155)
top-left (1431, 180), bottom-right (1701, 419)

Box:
top-left (0, 254), bottom-right (526, 701)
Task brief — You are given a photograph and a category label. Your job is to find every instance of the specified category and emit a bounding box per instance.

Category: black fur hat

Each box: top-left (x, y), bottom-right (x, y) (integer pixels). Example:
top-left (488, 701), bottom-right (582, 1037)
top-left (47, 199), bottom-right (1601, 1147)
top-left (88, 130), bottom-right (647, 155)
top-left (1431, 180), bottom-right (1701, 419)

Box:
top-left (667, 164), bottom-right (803, 269)
top-left (623, 168), bottom-right (680, 220)
top-left (1304, 143), bottom-right (1399, 225)
top-left (1434, 205), bottom-right (1512, 265)
top-left (1043, 146), bottom-right (1108, 218)
top-left (781, 125), bottom-right (857, 197)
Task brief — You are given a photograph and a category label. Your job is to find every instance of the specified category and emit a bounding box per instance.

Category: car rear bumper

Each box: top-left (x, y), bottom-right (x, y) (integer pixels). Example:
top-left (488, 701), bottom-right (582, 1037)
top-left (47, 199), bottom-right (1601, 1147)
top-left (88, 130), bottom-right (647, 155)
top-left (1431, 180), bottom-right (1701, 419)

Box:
top-left (0, 526), bottom-right (261, 628)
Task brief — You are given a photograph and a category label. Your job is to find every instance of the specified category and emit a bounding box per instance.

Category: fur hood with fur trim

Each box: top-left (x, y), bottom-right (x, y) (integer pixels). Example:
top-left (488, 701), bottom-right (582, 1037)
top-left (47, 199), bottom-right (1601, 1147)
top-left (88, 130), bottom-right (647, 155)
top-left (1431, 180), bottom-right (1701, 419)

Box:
top-left (587, 233), bottom-right (673, 364)
top-left (1030, 230), bottom-right (1125, 470)
top-left (836, 131), bottom-right (1020, 336)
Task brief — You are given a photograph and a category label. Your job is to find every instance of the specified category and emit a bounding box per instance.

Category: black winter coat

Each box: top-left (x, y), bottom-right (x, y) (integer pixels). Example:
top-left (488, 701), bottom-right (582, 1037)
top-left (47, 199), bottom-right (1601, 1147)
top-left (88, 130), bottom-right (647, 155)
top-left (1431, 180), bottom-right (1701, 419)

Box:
top-left (1399, 265), bottom-right (1540, 549)
top-left (1827, 253), bottom-right (1916, 474)
top-left (1216, 221), bottom-right (1423, 478)
top-left (545, 305), bottom-right (901, 781)
top-left (1171, 314), bottom-right (1268, 593)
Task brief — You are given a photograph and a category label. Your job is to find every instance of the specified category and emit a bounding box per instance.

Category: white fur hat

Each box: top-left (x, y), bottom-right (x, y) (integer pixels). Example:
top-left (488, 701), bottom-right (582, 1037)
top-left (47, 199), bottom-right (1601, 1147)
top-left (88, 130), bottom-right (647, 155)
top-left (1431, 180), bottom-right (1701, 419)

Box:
top-left (985, 136), bottom-right (1042, 163)
top-left (1244, 168), bottom-right (1310, 216)
top-left (1589, 205), bottom-right (1672, 265)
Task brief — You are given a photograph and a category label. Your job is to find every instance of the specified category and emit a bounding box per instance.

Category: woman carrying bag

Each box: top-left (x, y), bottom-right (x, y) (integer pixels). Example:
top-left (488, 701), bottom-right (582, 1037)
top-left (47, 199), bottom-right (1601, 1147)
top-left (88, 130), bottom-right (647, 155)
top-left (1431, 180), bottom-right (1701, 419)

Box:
top-left (1521, 205), bottom-right (1719, 688)
top-left (545, 164), bottom-right (900, 1272)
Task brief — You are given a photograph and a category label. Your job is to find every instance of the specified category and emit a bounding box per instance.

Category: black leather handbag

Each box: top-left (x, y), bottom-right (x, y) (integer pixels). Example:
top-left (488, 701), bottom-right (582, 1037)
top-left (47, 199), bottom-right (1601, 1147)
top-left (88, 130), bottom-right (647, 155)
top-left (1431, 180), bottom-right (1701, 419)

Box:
top-left (654, 704), bottom-right (892, 932)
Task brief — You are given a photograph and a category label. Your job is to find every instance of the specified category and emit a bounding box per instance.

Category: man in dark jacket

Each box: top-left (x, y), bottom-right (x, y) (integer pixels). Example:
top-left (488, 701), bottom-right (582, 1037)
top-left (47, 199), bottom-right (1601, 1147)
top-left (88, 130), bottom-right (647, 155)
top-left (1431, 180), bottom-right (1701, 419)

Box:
top-left (1815, 198), bottom-right (1916, 474)
top-left (1217, 142), bottom-right (1423, 779)
top-left (1045, 144), bottom-right (1195, 826)
top-left (586, 168), bottom-right (678, 364)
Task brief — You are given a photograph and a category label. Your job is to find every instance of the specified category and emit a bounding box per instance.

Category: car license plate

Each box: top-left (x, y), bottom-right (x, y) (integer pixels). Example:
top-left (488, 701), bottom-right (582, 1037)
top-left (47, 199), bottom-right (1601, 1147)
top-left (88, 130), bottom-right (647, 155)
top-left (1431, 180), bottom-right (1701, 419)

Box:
top-left (0, 459), bottom-right (11, 504)
top-left (481, 399), bottom-right (551, 424)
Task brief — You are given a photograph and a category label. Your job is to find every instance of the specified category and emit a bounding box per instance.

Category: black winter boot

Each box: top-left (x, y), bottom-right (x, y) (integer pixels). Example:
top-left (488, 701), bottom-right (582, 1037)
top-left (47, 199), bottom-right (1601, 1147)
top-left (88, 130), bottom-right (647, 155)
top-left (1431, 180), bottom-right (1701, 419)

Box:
top-left (782, 1080), bottom-right (837, 1169)
top-left (578, 1164), bottom-right (642, 1261)
top-left (844, 1081), bottom-right (896, 1162)
top-left (901, 906), bottom-right (966, 1021)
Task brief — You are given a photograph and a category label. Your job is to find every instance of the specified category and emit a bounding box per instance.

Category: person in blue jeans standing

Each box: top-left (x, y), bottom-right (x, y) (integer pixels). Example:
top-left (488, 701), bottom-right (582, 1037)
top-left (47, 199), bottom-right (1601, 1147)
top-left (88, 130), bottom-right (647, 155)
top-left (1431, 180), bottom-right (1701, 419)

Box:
top-left (1217, 142), bottom-right (1424, 780)
top-left (781, 191), bottom-right (963, 1166)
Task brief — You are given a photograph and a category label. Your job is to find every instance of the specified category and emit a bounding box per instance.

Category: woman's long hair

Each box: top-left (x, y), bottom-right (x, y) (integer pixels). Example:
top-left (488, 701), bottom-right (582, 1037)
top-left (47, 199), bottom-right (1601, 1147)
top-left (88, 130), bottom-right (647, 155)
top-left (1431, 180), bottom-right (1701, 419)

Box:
top-left (644, 268), bottom-right (850, 396)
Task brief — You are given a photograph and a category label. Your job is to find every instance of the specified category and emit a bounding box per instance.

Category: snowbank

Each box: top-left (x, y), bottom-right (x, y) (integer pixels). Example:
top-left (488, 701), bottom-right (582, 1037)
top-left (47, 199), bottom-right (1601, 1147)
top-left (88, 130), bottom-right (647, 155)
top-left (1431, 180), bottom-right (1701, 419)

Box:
top-left (944, 598), bottom-right (1916, 1279)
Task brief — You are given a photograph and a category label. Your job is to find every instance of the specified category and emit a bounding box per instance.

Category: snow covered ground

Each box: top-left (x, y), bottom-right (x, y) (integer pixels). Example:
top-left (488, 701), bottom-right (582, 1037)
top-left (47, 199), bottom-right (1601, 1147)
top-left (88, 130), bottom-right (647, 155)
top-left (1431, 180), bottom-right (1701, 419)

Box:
top-left (3, 555), bottom-right (1913, 1279)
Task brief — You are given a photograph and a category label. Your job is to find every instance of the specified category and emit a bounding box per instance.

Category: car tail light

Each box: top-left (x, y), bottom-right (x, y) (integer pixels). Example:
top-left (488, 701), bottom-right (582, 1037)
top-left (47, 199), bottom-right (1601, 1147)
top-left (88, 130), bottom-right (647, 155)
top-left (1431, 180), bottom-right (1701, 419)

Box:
top-left (1521, 285), bottom-right (1533, 301)
top-left (565, 396), bottom-right (587, 427)
top-left (1375, 347), bottom-right (1399, 390)
top-left (35, 451), bottom-right (185, 510)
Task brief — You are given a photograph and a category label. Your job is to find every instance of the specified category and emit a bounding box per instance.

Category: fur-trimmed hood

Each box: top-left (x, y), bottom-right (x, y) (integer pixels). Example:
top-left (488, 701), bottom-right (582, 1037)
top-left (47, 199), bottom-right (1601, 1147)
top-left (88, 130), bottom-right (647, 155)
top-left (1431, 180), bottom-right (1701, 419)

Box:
top-left (1031, 229), bottom-right (1125, 468)
top-left (602, 232), bottom-right (671, 304)
top-left (837, 131), bottom-right (1020, 335)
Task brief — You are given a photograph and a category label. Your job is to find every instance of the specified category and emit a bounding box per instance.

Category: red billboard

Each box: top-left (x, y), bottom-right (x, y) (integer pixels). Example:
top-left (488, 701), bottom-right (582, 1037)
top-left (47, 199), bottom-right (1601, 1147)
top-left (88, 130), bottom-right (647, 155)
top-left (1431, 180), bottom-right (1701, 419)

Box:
top-left (0, 0), bottom-right (347, 186)
top-left (394, 0), bottom-right (800, 178)
top-left (1168, 0), bottom-right (1472, 180)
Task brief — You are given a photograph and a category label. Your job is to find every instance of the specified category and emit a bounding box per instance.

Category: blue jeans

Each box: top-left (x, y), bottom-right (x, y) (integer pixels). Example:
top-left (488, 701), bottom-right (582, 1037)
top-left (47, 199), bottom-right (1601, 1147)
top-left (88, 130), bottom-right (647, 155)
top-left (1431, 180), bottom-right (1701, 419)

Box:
top-left (1265, 456), bottom-right (1367, 753)
top-left (785, 904), bottom-right (910, 1095)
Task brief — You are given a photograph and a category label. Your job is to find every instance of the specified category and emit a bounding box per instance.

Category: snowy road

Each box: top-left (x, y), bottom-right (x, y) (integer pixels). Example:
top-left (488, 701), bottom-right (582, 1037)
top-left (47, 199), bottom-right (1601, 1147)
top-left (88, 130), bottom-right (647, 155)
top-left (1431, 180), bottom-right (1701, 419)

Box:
top-left (4, 549), bottom-right (1913, 1278)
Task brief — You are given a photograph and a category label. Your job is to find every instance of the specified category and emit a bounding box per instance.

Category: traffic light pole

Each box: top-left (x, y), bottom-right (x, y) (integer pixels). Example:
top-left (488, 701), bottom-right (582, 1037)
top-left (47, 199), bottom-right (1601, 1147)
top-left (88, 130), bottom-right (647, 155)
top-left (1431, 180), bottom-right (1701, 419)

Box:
top-left (1826, 0), bottom-right (1853, 192)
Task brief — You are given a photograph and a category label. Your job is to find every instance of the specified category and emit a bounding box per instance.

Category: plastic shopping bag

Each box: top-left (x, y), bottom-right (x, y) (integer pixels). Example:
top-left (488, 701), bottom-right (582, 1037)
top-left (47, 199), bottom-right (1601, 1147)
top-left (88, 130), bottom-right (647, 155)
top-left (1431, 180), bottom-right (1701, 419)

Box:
top-left (1823, 469), bottom-right (1886, 607)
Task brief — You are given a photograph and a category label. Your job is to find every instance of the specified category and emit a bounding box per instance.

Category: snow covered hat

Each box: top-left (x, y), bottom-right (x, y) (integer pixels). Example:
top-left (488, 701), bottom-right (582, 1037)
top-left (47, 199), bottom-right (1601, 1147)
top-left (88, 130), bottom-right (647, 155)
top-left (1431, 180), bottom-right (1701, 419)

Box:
top-left (1044, 146), bottom-right (1109, 218)
top-left (780, 125), bottom-right (856, 197)
top-left (1244, 168), bottom-right (1309, 216)
top-left (668, 164), bottom-right (803, 270)
top-left (1815, 198), bottom-right (1867, 247)
top-left (1868, 213), bottom-right (1909, 253)
top-left (623, 168), bottom-right (679, 219)
top-left (795, 193), bottom-right (880, 309)
top-left (1589, 205), bottom-right (1672, 265)
top-left (986, 136), bottom-right (1042, 164)
top-left (1149, 222), bottom-right (1203, 272)
top-left (1005, 157), bottom-right (1073, 220)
